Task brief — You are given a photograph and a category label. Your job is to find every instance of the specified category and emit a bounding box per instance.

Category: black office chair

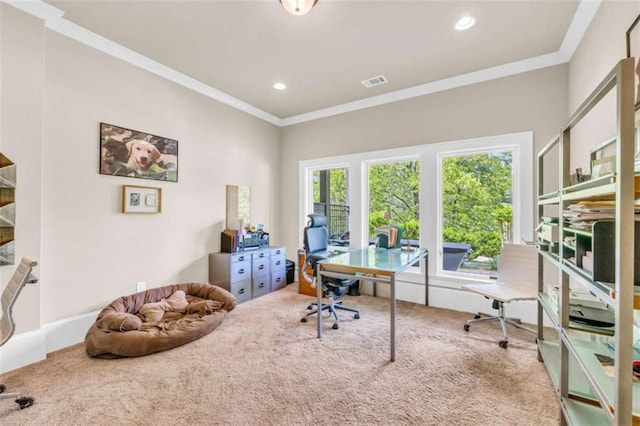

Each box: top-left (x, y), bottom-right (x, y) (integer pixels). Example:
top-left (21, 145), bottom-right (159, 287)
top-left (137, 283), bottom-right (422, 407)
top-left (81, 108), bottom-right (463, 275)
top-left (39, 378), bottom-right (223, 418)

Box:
top-left (0, 257), bottom-right (39, 409)
top-left (300, 214), bottom-right (360, 329)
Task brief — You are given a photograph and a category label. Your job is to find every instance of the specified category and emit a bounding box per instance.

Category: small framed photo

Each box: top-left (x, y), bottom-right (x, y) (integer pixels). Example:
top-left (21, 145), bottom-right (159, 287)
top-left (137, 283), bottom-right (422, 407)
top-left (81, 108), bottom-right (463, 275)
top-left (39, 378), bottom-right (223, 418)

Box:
top-left (122, 185), bottom-right (162, 214)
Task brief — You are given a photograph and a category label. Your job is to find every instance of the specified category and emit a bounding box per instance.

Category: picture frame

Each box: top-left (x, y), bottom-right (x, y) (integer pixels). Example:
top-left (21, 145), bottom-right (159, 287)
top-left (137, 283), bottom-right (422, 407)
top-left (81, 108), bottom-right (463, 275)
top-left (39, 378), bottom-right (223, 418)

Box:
top-left (122, 185), bottom-right (162, 214)
top-left (100, 122), bottom-right (178, 182)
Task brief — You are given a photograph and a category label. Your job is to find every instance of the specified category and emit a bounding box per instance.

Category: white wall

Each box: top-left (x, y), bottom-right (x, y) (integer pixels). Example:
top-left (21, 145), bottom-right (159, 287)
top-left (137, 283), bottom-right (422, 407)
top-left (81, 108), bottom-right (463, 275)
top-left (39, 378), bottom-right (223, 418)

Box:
top-left (567, 0), bottom-right (640, 169)
top-left (0, 4), bottom-right (281, 373)
top-left (0, 5), bottom-right (44, 333)
top-left (40, 31), bottom-right (281, 322)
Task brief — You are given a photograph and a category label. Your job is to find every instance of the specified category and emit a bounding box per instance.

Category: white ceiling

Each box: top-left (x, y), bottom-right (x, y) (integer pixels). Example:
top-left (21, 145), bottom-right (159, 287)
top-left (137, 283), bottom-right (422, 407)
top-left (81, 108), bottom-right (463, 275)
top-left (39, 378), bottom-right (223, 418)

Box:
top-left (10, 0), bottom-right (599, 126)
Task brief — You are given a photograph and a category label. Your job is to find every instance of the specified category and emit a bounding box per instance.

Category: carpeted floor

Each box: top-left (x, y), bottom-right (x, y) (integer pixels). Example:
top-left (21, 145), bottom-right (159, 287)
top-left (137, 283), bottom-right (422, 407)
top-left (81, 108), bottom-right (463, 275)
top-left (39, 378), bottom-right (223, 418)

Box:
top-left (0, 284), bottom-right (559, 425)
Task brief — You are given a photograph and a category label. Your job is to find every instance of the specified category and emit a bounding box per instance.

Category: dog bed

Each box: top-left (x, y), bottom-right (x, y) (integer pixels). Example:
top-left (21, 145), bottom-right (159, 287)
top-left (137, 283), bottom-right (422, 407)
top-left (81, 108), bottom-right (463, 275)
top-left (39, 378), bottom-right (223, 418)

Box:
top-left (85, 282), bottom-right (236, 358)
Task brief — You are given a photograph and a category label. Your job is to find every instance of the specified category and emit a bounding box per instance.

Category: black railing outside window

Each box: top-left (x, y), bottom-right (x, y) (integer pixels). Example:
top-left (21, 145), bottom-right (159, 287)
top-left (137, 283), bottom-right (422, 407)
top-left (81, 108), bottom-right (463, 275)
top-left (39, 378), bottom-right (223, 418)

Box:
top-left (313, 202), bottom-right (349, 241)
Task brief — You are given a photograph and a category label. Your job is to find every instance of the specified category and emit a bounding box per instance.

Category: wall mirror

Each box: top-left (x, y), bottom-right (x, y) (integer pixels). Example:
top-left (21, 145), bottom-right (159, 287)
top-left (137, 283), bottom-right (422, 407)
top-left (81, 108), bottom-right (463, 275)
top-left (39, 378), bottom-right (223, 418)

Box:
top-left (226, 185), bottom-right (251, 230)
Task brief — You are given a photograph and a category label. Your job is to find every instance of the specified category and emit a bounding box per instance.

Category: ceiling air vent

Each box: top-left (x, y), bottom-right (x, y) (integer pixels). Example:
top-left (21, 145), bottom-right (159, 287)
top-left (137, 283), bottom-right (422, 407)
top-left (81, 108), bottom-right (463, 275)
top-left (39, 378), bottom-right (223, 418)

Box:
top-left (361, 75), bottom-right (388, 88)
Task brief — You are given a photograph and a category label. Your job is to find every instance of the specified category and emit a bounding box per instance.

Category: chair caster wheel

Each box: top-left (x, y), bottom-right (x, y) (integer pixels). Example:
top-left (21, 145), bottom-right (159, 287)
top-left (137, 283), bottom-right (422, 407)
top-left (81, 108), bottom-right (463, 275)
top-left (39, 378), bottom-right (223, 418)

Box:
top-left (0, 384), bottom-right (5, 394)
top-left (301, 318), bottom-right (307, 323)
top-left (354, 314), bottom-right (360, 319)
top-left (499, 340), bottom-right (508, 349)
top-left (16, 397), bottom-right (34, 409)
top-left (474, 314), bottom-right (481, 319)
top-left (332, 323), bottom-right (339, 330)
top-left (463, 324), bottom-right (470, 332)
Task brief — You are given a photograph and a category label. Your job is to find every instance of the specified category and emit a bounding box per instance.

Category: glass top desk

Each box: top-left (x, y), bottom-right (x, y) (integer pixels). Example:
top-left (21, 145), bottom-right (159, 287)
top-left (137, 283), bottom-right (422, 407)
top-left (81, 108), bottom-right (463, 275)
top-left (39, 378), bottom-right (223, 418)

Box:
top-left (316, 246), bottom-right (429, 362)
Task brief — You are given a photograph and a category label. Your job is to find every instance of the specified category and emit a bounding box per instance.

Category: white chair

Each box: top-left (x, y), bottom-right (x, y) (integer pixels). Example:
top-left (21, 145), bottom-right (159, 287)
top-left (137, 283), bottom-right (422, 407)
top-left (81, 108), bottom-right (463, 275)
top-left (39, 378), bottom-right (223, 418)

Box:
top-left (462, 244), bottom-right (537, 348)
top-left (0, 257), bottom-right (39, 409)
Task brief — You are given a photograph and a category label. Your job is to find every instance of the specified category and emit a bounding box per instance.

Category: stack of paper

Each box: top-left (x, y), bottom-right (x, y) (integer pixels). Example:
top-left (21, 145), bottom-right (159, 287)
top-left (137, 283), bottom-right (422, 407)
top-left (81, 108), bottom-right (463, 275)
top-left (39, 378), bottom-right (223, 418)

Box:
top-left (563, 201), bottom-right (640, 230)
top-left (562, 201), bottom-right (617, 230)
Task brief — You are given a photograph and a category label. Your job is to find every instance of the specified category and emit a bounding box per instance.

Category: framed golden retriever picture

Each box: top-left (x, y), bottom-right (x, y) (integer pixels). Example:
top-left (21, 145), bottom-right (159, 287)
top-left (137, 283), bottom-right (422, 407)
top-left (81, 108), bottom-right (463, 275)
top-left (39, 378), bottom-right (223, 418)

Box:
top-left (100, 122), bottom-right (178, 182)
top-left (122, 185), bottom-right (162, 214)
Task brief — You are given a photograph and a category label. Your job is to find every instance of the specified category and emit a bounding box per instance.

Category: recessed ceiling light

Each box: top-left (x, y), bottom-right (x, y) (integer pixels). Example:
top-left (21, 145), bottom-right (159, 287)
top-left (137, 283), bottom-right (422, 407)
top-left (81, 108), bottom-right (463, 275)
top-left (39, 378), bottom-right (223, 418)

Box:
top-left (455, 16), bottom-right (475, 31)
top-left (273, 82), bottom-right (287, 90)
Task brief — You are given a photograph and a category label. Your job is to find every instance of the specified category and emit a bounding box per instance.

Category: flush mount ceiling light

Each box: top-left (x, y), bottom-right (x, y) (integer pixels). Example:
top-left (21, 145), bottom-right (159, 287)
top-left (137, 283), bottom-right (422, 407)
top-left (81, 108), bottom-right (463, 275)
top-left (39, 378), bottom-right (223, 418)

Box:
top-left (279, 0), bottom-right (318, 16)
top-left (455, 16), bottom-right (476, 31)
top-left (273, 82), bottom-right (287, 90)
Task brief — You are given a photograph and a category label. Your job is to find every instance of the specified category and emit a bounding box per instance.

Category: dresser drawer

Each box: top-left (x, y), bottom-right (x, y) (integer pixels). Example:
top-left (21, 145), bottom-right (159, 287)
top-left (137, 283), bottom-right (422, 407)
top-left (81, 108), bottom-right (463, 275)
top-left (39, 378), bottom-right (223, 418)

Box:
top-left (253, 276), bottom-right (270, 299)
top-left (252, 257), bottom-right (270, 276)
top-left (252, 249), bottom-right (270, 261)
top-left (231, 260), bottom-right (251, 282)
top-left (271, 271), bottom-right (286, 292)
top-left (231, 252), bottom-right (251, 263)
top-left (270, 254), bottom-right (286, 272)
top-left (230, 279), bottom-right (252, 304)
top-left (270, 247), bottom-right (285, 257)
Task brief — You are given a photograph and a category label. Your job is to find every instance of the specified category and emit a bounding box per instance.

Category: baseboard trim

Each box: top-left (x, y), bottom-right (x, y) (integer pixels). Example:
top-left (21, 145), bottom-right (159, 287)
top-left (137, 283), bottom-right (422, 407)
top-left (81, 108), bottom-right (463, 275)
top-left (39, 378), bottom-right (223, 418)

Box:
top-left (0, 310), bottom-right (99, 374)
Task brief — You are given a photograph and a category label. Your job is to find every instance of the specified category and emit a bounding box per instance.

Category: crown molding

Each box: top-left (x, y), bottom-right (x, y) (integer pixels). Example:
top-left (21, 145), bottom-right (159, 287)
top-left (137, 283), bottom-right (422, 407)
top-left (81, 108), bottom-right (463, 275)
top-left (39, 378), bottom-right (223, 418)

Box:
top-left (3, 0), bottom-right (600, 128)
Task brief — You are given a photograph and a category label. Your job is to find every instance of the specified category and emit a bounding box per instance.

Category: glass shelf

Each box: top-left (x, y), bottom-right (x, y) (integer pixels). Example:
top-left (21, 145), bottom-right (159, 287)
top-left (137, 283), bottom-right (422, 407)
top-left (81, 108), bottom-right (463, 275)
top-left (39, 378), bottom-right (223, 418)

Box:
top-left (562, 174), bottom-right (640, 202)
top-left (539, 292), bottom-right (614, 336)
top-left (562, 328), bottom-right (640, 419)
top-left (538, 191), bottom-right (560, 204)
top-left (562, 397), bottom-right (611, 425)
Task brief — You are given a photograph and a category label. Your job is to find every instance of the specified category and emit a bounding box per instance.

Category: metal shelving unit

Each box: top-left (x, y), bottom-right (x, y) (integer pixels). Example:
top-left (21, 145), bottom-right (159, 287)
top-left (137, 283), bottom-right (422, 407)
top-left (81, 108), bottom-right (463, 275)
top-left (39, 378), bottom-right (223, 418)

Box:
top-left (536, 57), bottom-right (637, 425)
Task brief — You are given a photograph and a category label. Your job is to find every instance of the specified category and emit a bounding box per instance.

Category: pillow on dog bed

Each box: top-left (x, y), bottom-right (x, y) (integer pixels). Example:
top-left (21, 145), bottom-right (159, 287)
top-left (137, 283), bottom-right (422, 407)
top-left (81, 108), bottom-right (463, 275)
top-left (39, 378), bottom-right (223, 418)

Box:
top-left (97, 312), bottom-right (143, 332)
top-left (138, 290), bottom-right (188, 323)
top-left (186, 300), bottom-right (224, 316)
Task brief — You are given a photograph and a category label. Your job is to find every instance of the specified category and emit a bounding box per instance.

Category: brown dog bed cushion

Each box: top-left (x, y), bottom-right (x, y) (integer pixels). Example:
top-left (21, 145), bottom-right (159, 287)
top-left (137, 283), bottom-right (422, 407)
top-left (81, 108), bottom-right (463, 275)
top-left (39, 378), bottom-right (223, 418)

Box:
top-left (85, 282), bottom-right (236, 358)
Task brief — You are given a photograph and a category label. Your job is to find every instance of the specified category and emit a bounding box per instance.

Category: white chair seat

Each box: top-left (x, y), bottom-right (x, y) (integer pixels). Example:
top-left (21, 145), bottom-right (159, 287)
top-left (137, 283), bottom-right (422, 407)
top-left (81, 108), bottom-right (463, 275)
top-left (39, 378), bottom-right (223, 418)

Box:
top-left (463, 282), bottom-right (538, 303)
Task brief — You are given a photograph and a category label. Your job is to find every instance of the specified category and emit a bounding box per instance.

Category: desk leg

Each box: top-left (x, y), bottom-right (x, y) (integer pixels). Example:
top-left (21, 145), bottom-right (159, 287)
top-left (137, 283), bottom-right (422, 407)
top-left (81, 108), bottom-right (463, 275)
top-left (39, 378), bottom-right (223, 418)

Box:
top-left (317, 268), bottom-right (323, 339)
top-left (390, 273), bottom-right (396, 362)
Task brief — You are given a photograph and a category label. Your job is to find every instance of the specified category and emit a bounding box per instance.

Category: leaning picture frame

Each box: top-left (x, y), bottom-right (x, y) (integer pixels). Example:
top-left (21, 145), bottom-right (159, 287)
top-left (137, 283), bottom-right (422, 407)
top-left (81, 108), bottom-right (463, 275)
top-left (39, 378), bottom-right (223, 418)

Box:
top-left (122, 185), bottom-right (162, 214)
top-left (627, 14), bottom-right (640, 107)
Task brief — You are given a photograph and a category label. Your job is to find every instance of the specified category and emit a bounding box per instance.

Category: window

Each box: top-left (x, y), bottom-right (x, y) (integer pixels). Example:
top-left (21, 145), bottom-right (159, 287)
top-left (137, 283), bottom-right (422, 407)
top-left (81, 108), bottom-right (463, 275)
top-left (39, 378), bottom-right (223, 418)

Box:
top-left (367, 160), bottom-right (420, 247)
top-left (440, 151), bottom-right (513, 277)
top-left (310, 167), bottom-right (350, 245)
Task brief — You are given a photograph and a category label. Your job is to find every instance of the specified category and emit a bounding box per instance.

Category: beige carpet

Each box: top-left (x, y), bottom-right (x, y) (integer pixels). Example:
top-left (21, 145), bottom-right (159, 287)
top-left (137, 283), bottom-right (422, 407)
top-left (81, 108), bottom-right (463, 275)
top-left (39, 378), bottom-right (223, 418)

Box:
top-left (0, 284), bottom-right (559, 425)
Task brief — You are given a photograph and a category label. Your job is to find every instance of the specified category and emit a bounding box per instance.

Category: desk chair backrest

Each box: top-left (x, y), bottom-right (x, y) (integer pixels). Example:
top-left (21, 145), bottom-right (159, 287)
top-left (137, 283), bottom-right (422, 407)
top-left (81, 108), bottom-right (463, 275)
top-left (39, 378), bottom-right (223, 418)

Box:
top-left (496, 244), bottom-right (537, 289)
top-left (304, 214), bottom-right (329, 255)
top-left (1, 257), bottom-right (38, 347)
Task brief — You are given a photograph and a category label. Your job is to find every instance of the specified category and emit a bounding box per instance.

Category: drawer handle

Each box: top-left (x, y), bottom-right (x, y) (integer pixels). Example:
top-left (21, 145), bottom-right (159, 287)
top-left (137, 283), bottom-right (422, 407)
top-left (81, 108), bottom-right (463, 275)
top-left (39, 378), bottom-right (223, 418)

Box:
top-left (276, 277), bottom-right (282, 283)
top-left (258, 283), bottom-right (265, 288)
top-left (239, 268), bottom-right (245, 274)
top-left (275, 261), bottom-right (281, 266)
top-left (239, 256), bottom-right (246, 261)
top-left (259, 265), bottom-right (265, 270)
top-left (275, 250), bottom-right (281, 254)
top-left (259, 253), bottom-right (265, 258)
top-left (238, 288), bottom-right (245, 294)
